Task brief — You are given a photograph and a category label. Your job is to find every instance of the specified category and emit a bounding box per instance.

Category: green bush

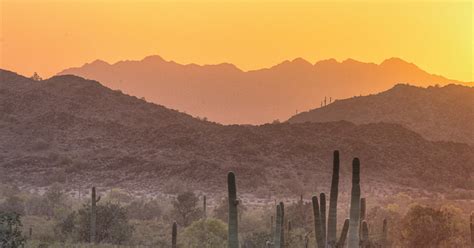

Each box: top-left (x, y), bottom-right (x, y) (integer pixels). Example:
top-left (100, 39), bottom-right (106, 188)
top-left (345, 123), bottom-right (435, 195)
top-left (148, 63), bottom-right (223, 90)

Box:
top-left (58, 202), bottom-right (134, 245)
top-left (0, 212), bottom-right (26, 248)
top-left (180, 218), bottom-right (227, 248)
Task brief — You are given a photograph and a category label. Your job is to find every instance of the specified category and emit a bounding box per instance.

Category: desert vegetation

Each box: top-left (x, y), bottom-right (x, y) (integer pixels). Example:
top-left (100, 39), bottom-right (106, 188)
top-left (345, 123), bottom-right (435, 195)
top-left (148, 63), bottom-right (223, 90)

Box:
top-left (0, 151), bottom-right (472, 248)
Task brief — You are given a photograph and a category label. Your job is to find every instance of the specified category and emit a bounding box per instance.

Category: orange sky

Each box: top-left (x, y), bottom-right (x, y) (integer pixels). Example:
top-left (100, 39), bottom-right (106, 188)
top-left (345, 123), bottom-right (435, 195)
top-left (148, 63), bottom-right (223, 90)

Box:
top-left (1, 0), bottom-right (472, 81)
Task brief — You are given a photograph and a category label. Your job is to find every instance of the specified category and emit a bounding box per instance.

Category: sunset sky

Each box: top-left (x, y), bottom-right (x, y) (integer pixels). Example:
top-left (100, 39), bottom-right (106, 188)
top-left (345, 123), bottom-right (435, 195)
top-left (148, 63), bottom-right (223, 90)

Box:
top-left (1, 0), bottom-right (472, 82)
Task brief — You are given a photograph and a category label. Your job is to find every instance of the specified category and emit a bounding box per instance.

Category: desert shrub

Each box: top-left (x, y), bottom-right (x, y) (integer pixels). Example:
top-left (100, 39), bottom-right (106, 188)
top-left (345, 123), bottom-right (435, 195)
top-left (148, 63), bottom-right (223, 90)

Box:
top-left (241, 231), bottom-right (272, 248)
top-left (172, 192), bottom-right (202, 227)
top-left (126, 199), bottom-right (162, 220)
top-left (104, 188), bottom-right (133, 204)
top-left (0, 212), bottom-right (26, 248)
top-left (180, 218), bottom-right (227, 248)
top-left (400, 204), bottom-right (464, 247)
top-left (58, 202), bottom-right (134, 244)
top-left (0, 195), bottom-right (25, 215)
top-left (25, 195), bottom-right (49, 216)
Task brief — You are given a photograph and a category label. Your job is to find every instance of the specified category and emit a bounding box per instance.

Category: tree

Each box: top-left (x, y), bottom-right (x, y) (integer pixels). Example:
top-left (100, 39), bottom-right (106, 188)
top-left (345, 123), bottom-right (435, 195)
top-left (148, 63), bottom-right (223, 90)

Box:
top-left (181, 218), bottom-right (227, 248)
top-left (401, 205), bottom-right (463, 247)
top-left (30, 72), bottom-right (42, 81)
top-left (172, 192), bottom-right (202, 227)
top-left (0, 212), bottom-right (26, 248)
top-left (58, 202), bottom-right (134, 244)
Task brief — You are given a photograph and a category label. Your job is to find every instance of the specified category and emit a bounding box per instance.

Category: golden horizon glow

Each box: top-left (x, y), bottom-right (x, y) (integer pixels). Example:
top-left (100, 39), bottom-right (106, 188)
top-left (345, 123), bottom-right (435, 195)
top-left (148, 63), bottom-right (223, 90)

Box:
top-left (1, 0), bottom-right (472, 82)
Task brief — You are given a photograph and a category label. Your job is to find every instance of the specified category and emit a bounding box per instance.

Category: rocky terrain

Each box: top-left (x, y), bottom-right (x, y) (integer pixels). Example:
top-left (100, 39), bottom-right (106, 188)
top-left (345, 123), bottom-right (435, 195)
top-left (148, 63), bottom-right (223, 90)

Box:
top-left (58, 56), bottom-right (470, 124)
top-left (289, 84), bottom-right (474, 145)
top-left (1, 69), bottom-right (473, 197)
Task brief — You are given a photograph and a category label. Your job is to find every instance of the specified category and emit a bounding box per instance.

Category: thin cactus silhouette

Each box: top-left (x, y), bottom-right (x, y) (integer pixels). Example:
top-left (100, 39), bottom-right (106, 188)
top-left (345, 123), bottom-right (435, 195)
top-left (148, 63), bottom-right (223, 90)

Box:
top-left (90, 186), bottom-right (101, 243)
top-left (328, 150), bottom-right (340, 248)
top-left (312, 195), bottom-right (325, 248)
top-left (274, 203), bottom-right (283, 248)
top-left (227, 172), bottom-right (239, 248)
top-left (172, 221), bottom-right (177, 248)
top-left (348, 158), bottom-right (361, 248)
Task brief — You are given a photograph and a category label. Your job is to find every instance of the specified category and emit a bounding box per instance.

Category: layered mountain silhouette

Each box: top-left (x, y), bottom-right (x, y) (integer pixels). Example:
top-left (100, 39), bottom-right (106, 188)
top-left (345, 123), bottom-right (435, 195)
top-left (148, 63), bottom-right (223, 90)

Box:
top-left (288, 84), bottom-right (474, 145)
top-left (2, 69), bottom-right (473, 195)
top-left (58, 56), bottom-right (469, 125)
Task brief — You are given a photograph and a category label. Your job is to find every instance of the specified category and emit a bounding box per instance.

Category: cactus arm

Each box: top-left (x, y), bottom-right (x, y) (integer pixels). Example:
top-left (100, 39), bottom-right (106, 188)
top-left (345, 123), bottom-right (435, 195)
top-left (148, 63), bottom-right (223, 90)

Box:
top-left (361, 220), bottom-right (369, 248)
top-left (336, 219), bottom-right (349, 248)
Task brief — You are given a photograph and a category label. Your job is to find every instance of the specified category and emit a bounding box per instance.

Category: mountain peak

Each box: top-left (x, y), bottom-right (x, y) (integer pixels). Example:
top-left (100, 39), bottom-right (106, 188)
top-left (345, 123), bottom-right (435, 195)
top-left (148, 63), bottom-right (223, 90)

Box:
top-left (141, 55), bottom-right (166, 64)
top-left (88, 59), bottom-right (110, 66)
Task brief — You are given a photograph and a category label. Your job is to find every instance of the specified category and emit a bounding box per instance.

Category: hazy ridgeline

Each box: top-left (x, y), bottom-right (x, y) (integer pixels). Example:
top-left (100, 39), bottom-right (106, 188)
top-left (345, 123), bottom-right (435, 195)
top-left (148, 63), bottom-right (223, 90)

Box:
top-left (1, 152), bottom-right (472, 248)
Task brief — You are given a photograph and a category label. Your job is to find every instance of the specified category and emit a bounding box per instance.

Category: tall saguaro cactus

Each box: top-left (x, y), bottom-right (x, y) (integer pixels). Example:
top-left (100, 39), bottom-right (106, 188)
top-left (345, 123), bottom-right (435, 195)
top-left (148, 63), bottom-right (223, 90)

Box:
top-left (327, 150), bottom-right (340, 247)
top-left (280, 202), bottom-right (285, 248)
top-left (312, 196), bottom-right (325, 248)
top-left (274, 204), bottom-right (283, 248)
top-left (172, 222), bottom-right (177, 248)
top-left (227, 172), bottom-right (239, 248)
top-left (90, 187), bottom-right (101, 243)
top-left (347, 158), bottom-right (361, 248)
top-left (320, 193), bottom-right (327, 247)
top-left (280, 202), bottom-right (285, 247)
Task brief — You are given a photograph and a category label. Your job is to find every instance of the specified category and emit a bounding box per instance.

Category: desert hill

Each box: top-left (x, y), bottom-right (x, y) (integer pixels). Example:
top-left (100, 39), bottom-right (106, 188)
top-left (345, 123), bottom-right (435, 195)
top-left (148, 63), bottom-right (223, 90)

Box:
top-left (58, 56), bottom-right (469, 125)
top-left (288, 84), bottom-right (474, 145)
top-left (1, 69), bottom-right (473, 197)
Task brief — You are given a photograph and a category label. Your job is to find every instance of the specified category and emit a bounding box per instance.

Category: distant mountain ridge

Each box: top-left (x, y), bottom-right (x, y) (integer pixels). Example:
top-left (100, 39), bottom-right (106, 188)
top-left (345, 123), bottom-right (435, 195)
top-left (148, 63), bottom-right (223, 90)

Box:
top-left (58, 55), bottom-right (469, 125)
top-left (288, 84), bottom-right (474, 145)
top-left (1, 69), bottom-right (473, 196)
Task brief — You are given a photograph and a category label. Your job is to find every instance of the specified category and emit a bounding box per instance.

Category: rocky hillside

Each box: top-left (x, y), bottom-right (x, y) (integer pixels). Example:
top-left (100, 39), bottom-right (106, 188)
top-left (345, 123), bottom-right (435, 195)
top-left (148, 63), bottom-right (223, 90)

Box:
top-left (288, 84), bottom-right (474, 145)
top-left (58, 56), bottom-right (469, 124)
top-left (1, 69), bottom-right (473, 196)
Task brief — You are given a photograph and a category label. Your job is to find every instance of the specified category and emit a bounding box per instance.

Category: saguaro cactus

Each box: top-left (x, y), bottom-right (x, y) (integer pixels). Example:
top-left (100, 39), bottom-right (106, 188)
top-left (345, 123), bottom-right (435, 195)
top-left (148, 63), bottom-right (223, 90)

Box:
top-left (328, 150), bottom-right (340, 248)
top-left (336, 219), bottom-right (349, 248)
top-left (320, 193), bottom-right (327, 247)
top-left (90, 186), bottom-right (101, 243)
top-left (172, 222), bottom-right (177, 248)
top-left (359, 198), bottom-right (366, 240)
top-left (228, 172), bottom-right (239, 248)
top-left (347, 158), bottom-right (361, 248)
top-left (203, 195), bottom-right (207, 219)
top-left (381, 218), bottom-right (388, 248)
top-left (274, 204), bottom-right (283, 248)
top-left (312, 196), bottom-right (325, 248)
top-left (470, 212), bottom-right (473, 248)
top-left (280, 202), bottom-right (285, 248)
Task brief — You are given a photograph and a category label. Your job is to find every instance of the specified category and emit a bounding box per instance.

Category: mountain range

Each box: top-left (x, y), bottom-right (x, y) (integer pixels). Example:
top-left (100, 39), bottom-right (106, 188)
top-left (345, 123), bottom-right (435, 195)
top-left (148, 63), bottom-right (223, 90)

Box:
top-left (289, 84), bottom-right (474, 145)
top-left (1, 69), bottom-right (472, 197)
top-left (58, 56), bottom-right (470, 125)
